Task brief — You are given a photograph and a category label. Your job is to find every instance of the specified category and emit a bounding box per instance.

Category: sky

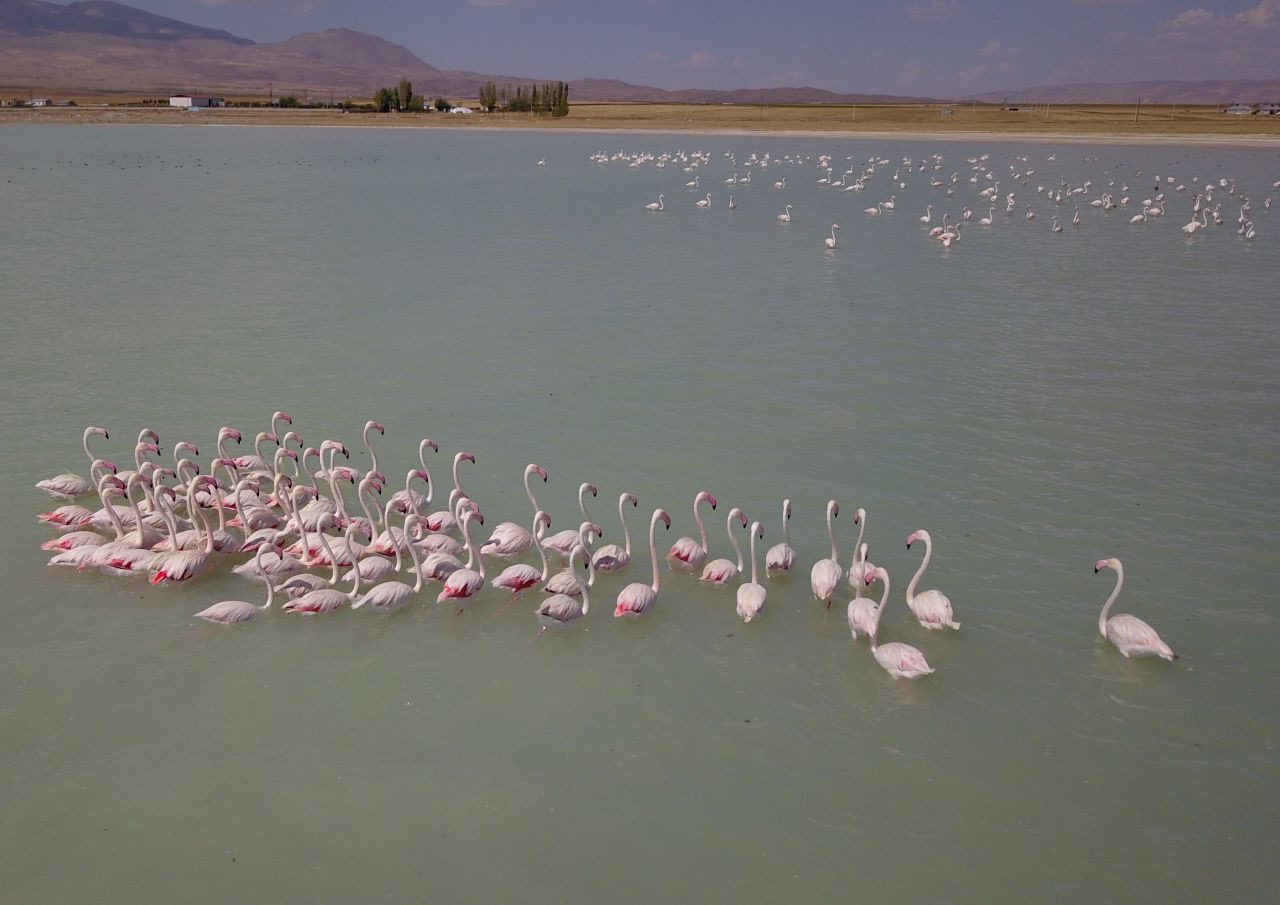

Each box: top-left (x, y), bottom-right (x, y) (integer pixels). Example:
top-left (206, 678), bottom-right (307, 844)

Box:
top-left (110, 1), bottom-right (1280, 95)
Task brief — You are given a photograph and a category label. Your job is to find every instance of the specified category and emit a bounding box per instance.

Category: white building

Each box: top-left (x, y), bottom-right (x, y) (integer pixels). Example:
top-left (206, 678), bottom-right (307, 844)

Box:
top-left (29, 98), bottom-right (49, 107)
top-left (450, 106), bottom-right (474, 114)
top-left (169, 94), bottom-right (226, 109)
top-left (1224, 103), bottom-right (1253, 115)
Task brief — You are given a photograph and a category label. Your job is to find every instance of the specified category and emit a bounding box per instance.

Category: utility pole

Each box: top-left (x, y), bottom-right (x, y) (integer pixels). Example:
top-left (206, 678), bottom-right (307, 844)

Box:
top-left (1134, 96), bottom-right (1140, 124)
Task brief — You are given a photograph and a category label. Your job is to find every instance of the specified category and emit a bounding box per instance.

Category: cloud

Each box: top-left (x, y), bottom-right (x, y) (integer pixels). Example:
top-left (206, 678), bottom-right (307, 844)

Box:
top-left (904, 0), bottom-right (963, 23)
top-left (677, 51), bottom-right (719, 70)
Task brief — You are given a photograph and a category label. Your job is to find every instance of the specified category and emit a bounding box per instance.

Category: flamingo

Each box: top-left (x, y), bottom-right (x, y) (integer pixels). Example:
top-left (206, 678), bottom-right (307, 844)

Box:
top-left (727, 195), bottom-right (736, 211)
top-left (810, 500), bottom-right (842, 608)
top-left (353, 514), bottom-right (426, 613)
top-left (864, 203), bottom-right (883, 215)
top-left (645, 194), bottom-right (664, 211)
top-left (668, 490), bottom-right (717, 571)
top-left (546, 522), bottom-right (603, 596)
top-left (542, 483), bottom-right (597, 560)
top-left (777, 204), bottom-right (792, 222)
top-left (593, 492), bottom-right (638, 572)
top-left (389, 439), bottom-right (438, 514)
top-left (36, 427), bottom-right (110, 499)
top-left (491, 511), bottom-right (553, 597)
top-left (482, 463), bottom-right (548, 559)
top-left (905, 529), bottom-right (960, 630)
top-left (978, 207), bottom-right (994, 226)
top-left (735, 521), bottom-right (766, 623)
top-left (1051, 217), bottom-right (1063, 233)
top-left (361, 420), bottom-right (386, 483)
top-left (695, 193), bottom-right (712, 208)
top-left (919, 204), bottom-right (932, 224)
top-left (149, 477), bottom-right (219, 584)
top-left (425, 451), bottom-right (476, 533)
top-left (614, 508), bottom-right (672, 618)
top-left (765, 498), bottom-right (796, 575)
top-left (1094, 559), bottom-right (1176, 660)
top-left (847, 562), bottom-right (886, 641)
top-left (437, 509), bottom-right (487, 606)
top-left (534, 542), bottom-right (595, 635)
top-left (282, 529), bottom-right (361, 614)
top-left (824, 224), bottom-right (840, 248)
top-left (699, 507), bottom-right (748, 586)
top-left (868, 567), bottom-right (934, 679)
top-left (193, 545), bottom-right (281, 624)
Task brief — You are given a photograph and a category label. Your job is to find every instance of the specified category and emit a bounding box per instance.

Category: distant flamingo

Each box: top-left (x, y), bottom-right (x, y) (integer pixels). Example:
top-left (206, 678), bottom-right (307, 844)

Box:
top-left (615, 508), bottom-right (671, 618)
top-left (824, 224), bottom-right (840, 248)
top-left (905, 529), bottom-right (960, 630)
top-left (699, 507), bottom-right (748, 586)
top-left (777, 204), bottom-right (792, 222)
top-left (868, 567), bottom-right (934, 679)
top-left (736, 521), bottom-right (766, 623)
top-left (810, 500), bottom-right (842, 608)
top-left (668, 490), bottom-right (717, 571)
top-left (645, 194), bottom-right (664, 211)
top-left (1094, 558), bottom-right (1176, 660)
top-left (765, 498), bottom-right (796, 575)
top-left (695, 193), bottom-right (712, 208)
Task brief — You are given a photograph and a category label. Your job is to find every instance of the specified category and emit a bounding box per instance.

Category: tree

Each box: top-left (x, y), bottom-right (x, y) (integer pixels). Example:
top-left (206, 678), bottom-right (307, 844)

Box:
top-left (398, 78), bottom-right (413, 112)
top-left (479, 80), bottom-right (497, 112)
top-left (434, 96), bottom-right (452, 112)
top-left (553, 81), bottom-right (569, 117)
top-left (372, 87), bottom-right (393, 112)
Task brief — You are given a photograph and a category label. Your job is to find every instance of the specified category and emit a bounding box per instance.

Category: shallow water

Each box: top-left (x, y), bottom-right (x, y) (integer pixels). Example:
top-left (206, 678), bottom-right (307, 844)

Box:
top-left (1, 124), bottom-right (1278, 903)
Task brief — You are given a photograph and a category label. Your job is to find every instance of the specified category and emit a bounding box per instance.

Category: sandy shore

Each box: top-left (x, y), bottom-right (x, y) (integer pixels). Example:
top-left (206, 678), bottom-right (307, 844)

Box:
top-left (3, 105), bottom-right (1279, 147)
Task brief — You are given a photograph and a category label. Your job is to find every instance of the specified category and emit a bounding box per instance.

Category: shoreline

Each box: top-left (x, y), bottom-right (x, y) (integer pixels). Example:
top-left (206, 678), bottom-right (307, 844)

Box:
top-left (3, 107), bottom-right (1279, 148)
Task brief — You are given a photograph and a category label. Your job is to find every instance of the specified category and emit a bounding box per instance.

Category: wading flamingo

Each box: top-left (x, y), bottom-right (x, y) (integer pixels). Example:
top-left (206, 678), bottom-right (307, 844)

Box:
top-left (699, 507), bottom-right (748, 586)
top-left (593, 492), bottom-right (638, 572)
top-left (193, 544), bottom-right (281, 624)
top-left (668, 490), bottom-right (717, 571)
top-left (1094, 558), bottom-right (1176, 660)
top-left (905, 529), bottom-right (960, 630)
top-left (868, 567), bottom-right (934, 679)
top-left (765, 498), bottom-right (796, 575)
top-left (736, 521), bottom-right (766, 623)
top-left (810, 500), bottom-right (842, 608)
top-left (615, 509), bottom-right (671, 618)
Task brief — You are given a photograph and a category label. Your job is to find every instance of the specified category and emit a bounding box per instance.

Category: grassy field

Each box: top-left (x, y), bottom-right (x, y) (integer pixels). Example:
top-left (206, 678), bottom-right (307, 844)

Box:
top-left (3, 98), bottom-right (1280, 141)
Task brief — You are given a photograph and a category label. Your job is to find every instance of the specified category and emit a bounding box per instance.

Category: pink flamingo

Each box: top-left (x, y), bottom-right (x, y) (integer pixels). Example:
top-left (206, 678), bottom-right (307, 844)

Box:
top-left (700, 507), bottom-right (748, 586)
top-left (868, 566), bottom-right (934, 679)
top-left (193, 545), bottom-right (282, 624)
top-left (353, 515), bottom-right (426, 613)
top-left (36, 427), bottom-right (111, 499)
top-left (362, 420), bottom-right (387, 483)
top-left (845, 508), bottom-right (873, 589)
top-left (534, 543), bottom-right (595, 636)
top-left (1094, 558), bottom-right (1176, 660)
top-left (615, 508), bottom-right (672, 618)
top-left (416, 495), bottom-right (479, 583)
top-left (735, 521), bottom-right (767, 623)
top-left (150, 477), bottom-right (218, 584)
top-left (437, 509), bottom-right (487, 606)
top-left (282, 528), bottom-right (361, 614)
top-left (491, 511), bottom-right (553, 597)
top-left (764, 498), bottom-right (795, 575)
top-left (390, 439), bottom-right (438, 514)
top-left (667, 490), bottom-right (717, 571)
top-left (905, 529), bottom-right (960, 630)
top-left (482, 463), bottom-right (548, 558)
top-left (232, 431), bottom-right (281, 473)
top-left (592, 492), bottom-right (638, 573)
top-left (542, 483), bottom-right (598, 560)
top-left (424, 453), bottom-right (476, 533)
top-left (847, 563), bottom-right (887, 641)
top-left (546, 522), bottom-right (603, 596)
top-left (810, 500), bottom-right (843, 608)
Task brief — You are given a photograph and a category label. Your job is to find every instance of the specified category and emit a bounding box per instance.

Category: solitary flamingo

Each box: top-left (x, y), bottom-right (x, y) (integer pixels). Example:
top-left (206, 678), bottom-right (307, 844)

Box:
top-left (765, 498), bottom-right (796, 575)
top-left (36, 426), bottom-right (110, 499)
top-left (1094, 558), bottom-right (1176, 660)
top-left (868, 567), bottom-right (934, 679)
top-left (193, 544), bottom-right (281, 624)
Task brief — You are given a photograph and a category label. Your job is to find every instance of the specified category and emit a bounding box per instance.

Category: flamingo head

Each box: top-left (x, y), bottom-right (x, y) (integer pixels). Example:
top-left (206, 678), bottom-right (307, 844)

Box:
top-left (414, 469), bottom-right (430, 484)
top-left (177, 459), bottom-right (200, 476)
top-left (697, 491), bottom-right (717, 510)
top-left (137, 442), bottom-right (161, 457)
top-left (658, 510), bottom-right (672, 530)
top-left (422, 438), bottom-right (440, 454)
top-left (907, 529), bottom-right (929, 549)
top-left (280, 447), bottom-right (299, 462)
top-left (365, 477), bottom-right (383, 494)
top-left (282, 432), bottom-right (303, 449)
top-left (88, 426), bottom-right (110, 440)
top-left (459, 452), bottom-right (476, 465)
top-left (584, 483), bottom-right (598, 498)
top-left (730, 507), bottom-right (747, 527)
top-left (98, 460), bottom-right (119, 474)
top-left (99, 474), bottom-right (126, 494)
top-left (365, 420), bottom-right (385, 437)
top-left (623, 493), bottom-right (638, 508)
top-left (535, 510), bottom-right (552, 532)
top-left (854, 507), bottom-right (866, 525)
top-left (530, 464), bottom-right (548, 482)
top-left (1094, 558), bottom-right (1118, 574)
top-left (829, 500), bottom-right (839, 518)
top-left (782, 498), bottom-right (792, 519)
top-left (753, 521), bottom-right (764, 540)
top-left (138, 428), bottom-right (160, 444)
top-left (369, 469), bottom-right (387, 486)
top-left (273, 411), bottom-right (293, 425)
top-left (220, 428), bottom-right (242, 444)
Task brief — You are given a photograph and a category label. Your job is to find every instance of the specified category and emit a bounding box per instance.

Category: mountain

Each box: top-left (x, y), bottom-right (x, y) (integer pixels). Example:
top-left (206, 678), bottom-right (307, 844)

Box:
top-left (971, 79), bottom-right (1280, 105)
top-left (0, 0), bottom-right (933, 102)
top-left (0, 0), bottom-right (249, 44)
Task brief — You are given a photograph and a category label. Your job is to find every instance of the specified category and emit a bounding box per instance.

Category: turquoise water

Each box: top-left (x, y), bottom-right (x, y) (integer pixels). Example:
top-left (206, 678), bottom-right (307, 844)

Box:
top-left (1, 125), bottom-right (1277, 902)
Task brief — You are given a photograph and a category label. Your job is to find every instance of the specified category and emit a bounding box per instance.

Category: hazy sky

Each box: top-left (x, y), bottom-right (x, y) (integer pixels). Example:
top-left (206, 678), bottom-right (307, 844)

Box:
top-left (120, 1), bottom-right (1280, 95)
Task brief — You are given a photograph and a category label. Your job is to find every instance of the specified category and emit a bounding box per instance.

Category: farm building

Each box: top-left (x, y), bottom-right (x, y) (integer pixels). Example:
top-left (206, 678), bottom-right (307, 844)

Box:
top-left (169, 94), bottom-right (226, 109)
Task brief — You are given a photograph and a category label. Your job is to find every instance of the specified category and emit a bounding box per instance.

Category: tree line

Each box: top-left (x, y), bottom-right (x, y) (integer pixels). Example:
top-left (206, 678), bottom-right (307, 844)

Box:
top-left (372, 78), bottom-right (425, 113)
top-left (478, 80), bottom-right (570, 116)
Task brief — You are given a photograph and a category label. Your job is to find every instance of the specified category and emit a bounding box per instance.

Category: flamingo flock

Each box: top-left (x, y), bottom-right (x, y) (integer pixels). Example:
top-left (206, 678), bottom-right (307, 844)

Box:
top-left (620, 145), bottom-right (1271, 251)
top-left (36, 417), bottom-right (1178, 677)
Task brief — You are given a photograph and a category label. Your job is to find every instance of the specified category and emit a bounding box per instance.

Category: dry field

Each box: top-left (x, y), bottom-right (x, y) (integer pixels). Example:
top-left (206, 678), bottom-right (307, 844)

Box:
top-left (3, 98), bottom-right (1280, 142)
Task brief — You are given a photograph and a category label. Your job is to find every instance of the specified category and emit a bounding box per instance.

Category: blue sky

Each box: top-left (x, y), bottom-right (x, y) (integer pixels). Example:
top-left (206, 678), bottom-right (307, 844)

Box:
top-left (129, 1), bottom-right (1280, 95)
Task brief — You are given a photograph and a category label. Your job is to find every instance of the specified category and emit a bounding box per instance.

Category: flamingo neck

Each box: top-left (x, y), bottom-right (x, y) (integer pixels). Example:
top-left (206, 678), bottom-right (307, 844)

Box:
top-left (81, 428), bottom-right (96, 463)
top-left (850, 517), bottom-right (865, 565)
top-left (619, 496), bottom-right (633, 555)
top-left (257, 550), bottom-right (275, 610)
top-left (781, 504), bottom-right (791, 546)
top-left (748, 527), bottom-right (759, 585)
top-left (1099, 565), bottom-right (1123, 638)
top-left (363, 426), bottom-right (379, 476)
top-left (906, 536), bottom-right (931, 604)
top-left (695, 498), bottom-right (709, 553)
top-left (189, 484), bottom-right (214, 553)
top-left (579, 545), bottom-right (593, 612)
top-left (385, 501), bottom-right (402, 572)
top-left (533, 516), bottom-right (550, 582)
top-left (648, 512), bottom-right (661, 593)
top-left (826, 507), bottom-right (839, 563)
top-left (728, 515), bottom-right (744, 571)
top-left (403, 516), bottom-right (423, 593)
top-left (524, 468), bottom-right (541, 514)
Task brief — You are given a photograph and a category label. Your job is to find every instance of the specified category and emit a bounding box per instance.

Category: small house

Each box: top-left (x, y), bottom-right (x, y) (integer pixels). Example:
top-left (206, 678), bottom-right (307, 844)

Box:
top-left (169, 94), bottom-right (226, 109)
top-left (1258, 103), bottom-right (1280, 116)
top-left (29, 98), bottom-right (49, 107)
top-left (1224, 103), bottom-right (1253, 114)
